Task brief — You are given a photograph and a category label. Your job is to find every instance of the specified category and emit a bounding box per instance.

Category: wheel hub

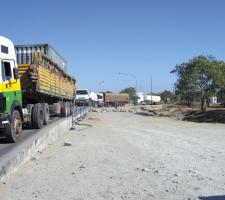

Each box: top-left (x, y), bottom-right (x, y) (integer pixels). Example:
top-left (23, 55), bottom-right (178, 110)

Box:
top-left (14, 118), bottom-right (22, 135)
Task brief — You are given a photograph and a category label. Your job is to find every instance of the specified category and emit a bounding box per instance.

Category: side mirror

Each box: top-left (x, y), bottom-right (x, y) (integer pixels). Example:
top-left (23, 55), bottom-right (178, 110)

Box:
top-left (13, 68), bottom-right (19, 79)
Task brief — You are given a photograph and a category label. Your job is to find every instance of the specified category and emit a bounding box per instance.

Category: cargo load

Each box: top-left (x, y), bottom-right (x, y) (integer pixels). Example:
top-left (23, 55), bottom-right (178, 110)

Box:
top-left (135, 93), bottom-right (161, 105)
top-left (18, 51), bottom-right (75, 102)
top-left (15, 44), bottom-right (67, 72)
top-left (144, 95), bottom-right (161, 104)
top-left (104, 93), bottom-right (129, 106)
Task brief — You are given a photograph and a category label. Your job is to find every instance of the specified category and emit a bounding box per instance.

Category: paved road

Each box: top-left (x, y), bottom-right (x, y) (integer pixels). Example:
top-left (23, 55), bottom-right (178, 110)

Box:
top-left (0, 117), bottom-right (59, 157)
top-left (0, 106), bottom-right (90, 158)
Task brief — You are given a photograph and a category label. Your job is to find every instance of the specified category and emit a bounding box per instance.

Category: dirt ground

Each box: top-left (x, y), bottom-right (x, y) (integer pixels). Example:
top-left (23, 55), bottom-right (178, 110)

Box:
top-left (100, 104), bottom-right (225, 123)
top-left (0, 110), bottom-right (225, 200)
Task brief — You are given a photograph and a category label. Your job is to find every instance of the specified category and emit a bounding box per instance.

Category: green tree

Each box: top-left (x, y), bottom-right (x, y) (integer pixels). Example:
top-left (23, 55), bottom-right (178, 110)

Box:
top-left (171, 55), bottom-right (225, 111)
top-left (120, 87), bottom-right (136, 100)
top-left (160, 90), bottom-right (177, 102)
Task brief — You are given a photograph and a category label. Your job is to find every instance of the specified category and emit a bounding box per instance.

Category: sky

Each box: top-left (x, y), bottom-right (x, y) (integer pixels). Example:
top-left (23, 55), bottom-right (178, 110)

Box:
top-left (1, 0), bottom-right (225, 93)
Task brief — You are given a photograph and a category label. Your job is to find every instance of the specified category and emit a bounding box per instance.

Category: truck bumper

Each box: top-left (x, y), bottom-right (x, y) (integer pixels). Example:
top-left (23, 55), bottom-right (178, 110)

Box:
top-left (75, 99), bottom-right (89, 105)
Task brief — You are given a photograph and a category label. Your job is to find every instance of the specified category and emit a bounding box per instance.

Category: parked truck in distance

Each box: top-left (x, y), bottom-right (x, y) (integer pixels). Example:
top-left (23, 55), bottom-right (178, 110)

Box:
top-left (136, 93), bottom-right (161, 105)
top-left (75, 89), bottom-right (98, 107)
top-left (103, 93), bottom-right (129, 107)
top-left (97, 93), bottom-right (104, 107)
top-left (0, 36), bottom-right (76, 142)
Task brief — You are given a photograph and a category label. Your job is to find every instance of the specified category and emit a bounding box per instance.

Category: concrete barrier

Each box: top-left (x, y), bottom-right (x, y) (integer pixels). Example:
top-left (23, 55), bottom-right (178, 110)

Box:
top-left (0, 117), bottom-right (72, 182)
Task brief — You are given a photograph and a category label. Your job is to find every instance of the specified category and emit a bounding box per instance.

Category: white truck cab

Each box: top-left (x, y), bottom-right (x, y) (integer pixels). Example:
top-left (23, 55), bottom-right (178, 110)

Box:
top-left (96, 93), bottom-right (104, 107)
top-left (0, 36), bottom-right (19, 83)
top-left (75, 89), bottom-right (98, 107)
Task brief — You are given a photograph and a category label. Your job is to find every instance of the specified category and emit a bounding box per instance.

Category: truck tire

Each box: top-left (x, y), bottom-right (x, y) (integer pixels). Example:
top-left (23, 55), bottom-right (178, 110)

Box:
top-left (42, 103), bottom-right (50, 125)
top-left (5, 110), bottom-right (22, 143)
top-left (88, 99), bottom-right (92, 107)
top-left (32, 103), bottom-right (44, 129)
top-left (25, 104), bottom-right (34, 128)
top-left (94, 101), bottom-right (98, 108)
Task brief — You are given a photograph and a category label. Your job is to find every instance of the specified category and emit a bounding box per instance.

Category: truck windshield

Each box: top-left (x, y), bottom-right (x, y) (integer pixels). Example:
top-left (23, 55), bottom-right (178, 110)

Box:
top-left (77, 90), bottom-right (88, 95)
top-left (97, 95), bottom-right (103, 99)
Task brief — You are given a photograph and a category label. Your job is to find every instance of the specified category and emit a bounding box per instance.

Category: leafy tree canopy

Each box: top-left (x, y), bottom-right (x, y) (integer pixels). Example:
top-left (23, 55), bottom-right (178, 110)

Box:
top-left (171, 55), bottom-right (225, 110)
top-left (120, 87), bottom-right (136, 99)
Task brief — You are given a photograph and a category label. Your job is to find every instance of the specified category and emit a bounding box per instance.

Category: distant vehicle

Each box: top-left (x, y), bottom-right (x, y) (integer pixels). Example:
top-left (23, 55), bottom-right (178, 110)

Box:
top-left (97, 93), bottom-right (104, 107)
top-left (136, 93), bottom-right (144, 105)
top-left (209, 96), bottom-right (217, 105)
top-left (0, 36), bottom-right (76, 142)
top-left (144, 95), bottom-right (161, 105)
top-left (75, 89), bottom-right (98, 107)
top-left (135, 93), bottom-right (161, 105)
top-left (103, 93), bottom-right (129, 107)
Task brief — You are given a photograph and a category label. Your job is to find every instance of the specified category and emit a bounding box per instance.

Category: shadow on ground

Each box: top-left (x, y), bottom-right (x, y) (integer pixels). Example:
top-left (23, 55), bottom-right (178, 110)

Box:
top-left (199, 195), bottom-right (225, 200)
top-left (75, 123), bottom-right (93, 131)
top-left (0, 136), bottom-right (9, 144)
top-left (183, 110), bottom-right (225, 123)
top-left (135, 112), bottom-right (155, 117)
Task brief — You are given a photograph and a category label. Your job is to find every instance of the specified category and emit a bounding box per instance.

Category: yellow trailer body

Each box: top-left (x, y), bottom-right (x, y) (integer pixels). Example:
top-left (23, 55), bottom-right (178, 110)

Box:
top-left (18, 52), bottom-right (76, 101)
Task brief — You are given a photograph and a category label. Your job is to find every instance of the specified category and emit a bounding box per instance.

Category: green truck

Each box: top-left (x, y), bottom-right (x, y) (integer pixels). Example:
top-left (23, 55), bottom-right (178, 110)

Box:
top-left (0, 36), bottom-right (76, 142)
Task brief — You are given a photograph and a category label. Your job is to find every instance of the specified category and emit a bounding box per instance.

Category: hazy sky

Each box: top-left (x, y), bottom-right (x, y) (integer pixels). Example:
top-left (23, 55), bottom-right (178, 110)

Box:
top-left (1, 0), bottom-right (225, 93)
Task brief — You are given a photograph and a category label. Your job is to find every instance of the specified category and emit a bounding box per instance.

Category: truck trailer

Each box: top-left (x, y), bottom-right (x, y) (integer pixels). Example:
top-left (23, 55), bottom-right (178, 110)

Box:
top-left (135, 93), bottom-right (161, 105)
top-left (0, 36), bottom-right (76, 142)
top-left (103, 93), bottom-right (129, 106)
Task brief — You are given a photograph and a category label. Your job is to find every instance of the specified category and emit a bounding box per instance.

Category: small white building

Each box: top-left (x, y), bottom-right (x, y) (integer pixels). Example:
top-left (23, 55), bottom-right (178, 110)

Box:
top-left (209, 96), bottom-right (217, 105)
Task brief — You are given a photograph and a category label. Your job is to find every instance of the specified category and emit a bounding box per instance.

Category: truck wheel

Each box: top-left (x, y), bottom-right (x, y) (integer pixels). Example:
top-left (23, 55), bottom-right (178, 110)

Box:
top-left (88, 99), bottom-right (92, 107)
top-left (94, 102), bottom-right (98, 108)
top-left (25, 104), bottom-right (34, 128)
top-left (42, 103), bottom-right (50, 125)
top-left (5, 110), bottom-right (22, 143)
top-left (32, 103), bottom-right (44, 129)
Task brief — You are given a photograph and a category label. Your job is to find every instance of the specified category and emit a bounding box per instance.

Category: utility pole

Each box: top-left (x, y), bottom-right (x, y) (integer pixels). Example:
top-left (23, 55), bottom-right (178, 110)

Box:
top-left (149, 74), bottom-right (153, 105)
top-left (118, 72), bottom-right (137, 93)
top-left (97, 80), bottom-right (104, 92)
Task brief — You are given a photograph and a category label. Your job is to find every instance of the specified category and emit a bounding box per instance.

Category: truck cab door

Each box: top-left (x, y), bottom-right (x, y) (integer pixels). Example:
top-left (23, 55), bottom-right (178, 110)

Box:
top-left (1, 60), bottom-right (14, 91)
top-left (1, 59), bottom-right (22, 110)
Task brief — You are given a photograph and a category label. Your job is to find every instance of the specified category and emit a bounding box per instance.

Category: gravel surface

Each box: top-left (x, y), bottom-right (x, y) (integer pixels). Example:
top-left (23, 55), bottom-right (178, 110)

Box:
top-left (0, 111), bottom-right (225, 200)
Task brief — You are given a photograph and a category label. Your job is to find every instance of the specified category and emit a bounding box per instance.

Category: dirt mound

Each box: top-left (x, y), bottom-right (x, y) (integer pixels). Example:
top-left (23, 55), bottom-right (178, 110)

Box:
top-left (92, 105), bottom-right (225, 124)
top-left (183, 110), bottom-right (225, 123)
top-left (137, 105), bottom-right (194, 120)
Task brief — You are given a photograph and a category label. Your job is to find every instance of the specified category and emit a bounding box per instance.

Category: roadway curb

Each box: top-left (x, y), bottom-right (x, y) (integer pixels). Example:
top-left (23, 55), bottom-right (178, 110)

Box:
top-left (0, 117), bottom-right (72, 182)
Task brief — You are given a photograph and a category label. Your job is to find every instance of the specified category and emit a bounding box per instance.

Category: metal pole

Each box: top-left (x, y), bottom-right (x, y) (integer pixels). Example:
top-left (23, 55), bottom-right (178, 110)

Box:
top-left (149, 75), bottom-right (152, 105)
top-left (97, 81), bottom-right (104, 92)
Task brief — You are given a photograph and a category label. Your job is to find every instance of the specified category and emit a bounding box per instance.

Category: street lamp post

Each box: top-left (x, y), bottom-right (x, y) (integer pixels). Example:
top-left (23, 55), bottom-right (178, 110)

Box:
top-left (149, 74), bottom-right (153, 105)
top-left (97, 80), bottom-right (104, 92)
top-left (118, 72), bottom-right (137, 92)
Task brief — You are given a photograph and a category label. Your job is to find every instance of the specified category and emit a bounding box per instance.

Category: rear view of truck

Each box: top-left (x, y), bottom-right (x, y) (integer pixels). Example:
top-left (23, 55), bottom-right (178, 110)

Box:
top-left (104, 93), bottom-right (129, 106)
top-left (0, 36), bottom-right (76, 142)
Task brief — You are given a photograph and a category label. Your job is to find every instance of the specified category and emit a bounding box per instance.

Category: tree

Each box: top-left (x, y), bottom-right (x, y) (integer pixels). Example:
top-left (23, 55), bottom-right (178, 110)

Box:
top-left (160, 90), bottom-right (177, 102)
top-left (120, 87), bottom-right (136, 100)
top-left (171, 55), bottom-right (225, 111)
